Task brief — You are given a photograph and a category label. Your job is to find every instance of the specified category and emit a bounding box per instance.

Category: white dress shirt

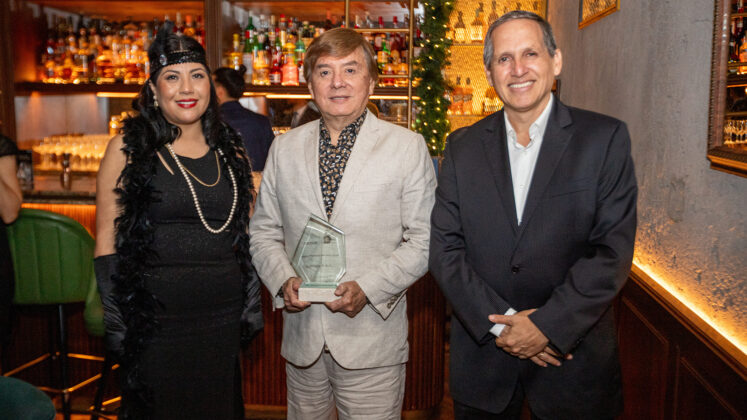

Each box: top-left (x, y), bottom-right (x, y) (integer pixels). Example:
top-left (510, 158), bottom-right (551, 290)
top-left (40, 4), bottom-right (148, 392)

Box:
top-left (490, 96), bottom-right (554, 337)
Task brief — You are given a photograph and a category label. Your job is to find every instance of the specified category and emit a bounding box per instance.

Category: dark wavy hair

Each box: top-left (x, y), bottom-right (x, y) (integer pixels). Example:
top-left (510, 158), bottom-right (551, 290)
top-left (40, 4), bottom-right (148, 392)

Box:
top-left (213, 66), bottom-right (247, 99)
top-left (125, 20), bottom-right (222, 151)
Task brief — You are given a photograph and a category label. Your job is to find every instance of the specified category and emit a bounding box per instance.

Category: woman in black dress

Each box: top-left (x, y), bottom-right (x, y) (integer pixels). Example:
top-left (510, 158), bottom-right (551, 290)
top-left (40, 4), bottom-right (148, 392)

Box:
top-left (94, 23), bottom-right (263, 419)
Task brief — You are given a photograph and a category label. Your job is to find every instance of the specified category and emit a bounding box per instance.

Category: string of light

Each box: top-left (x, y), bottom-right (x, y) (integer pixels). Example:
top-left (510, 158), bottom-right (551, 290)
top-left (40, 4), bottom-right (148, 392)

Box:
top-left (413, 0), bottom-right (454, 156)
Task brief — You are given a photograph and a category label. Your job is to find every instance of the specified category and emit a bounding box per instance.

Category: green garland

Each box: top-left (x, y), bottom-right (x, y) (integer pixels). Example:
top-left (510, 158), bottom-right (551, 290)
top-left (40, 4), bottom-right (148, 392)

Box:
top-left (412, 0), bottom-right (454, 156)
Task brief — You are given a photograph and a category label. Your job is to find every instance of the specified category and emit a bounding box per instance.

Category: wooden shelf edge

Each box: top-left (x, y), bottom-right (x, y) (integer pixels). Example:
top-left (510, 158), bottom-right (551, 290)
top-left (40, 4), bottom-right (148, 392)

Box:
top-left (245, 84), bottom-right (409, 96)
top-left (628, 264), bottom-right (747, 379)
top-left (15, 81), bottom-right (410, 98)
top-left (707, 147), bottom-right (747, 177)
top-left (14, 81), bottom-right (143, 95)
top-left (353, 28), bottom-right (410, 33)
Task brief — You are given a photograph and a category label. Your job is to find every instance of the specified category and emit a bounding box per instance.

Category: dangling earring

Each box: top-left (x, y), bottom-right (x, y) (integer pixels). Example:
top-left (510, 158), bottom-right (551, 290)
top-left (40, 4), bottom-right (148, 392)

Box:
top-left (154, 96), bottom-right (159, 109)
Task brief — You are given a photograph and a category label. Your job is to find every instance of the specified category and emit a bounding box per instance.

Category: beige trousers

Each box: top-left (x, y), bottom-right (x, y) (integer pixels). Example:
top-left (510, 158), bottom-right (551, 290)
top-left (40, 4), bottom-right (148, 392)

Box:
top-left (285, 351), bottom-right (406, 420)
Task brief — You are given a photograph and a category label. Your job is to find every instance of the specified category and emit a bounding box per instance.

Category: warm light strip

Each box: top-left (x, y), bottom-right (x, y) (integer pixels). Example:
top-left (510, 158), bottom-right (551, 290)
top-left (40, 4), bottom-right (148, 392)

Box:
top-left (244, 93), bottom-right (420, 101)
top-left (372, 95), bottom-right (420, 100)
top-left (96, 92), bottom-right (139, 98)
top-left (632, 260), bottom-right (746, 362)
top-left (265, 94), bottom-right (312, 99)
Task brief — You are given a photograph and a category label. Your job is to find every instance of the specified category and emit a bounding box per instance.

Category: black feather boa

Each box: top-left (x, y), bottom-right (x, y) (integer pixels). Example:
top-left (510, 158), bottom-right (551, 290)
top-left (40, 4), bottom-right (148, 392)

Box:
top-left (113, 115), bottom-right (263, 419)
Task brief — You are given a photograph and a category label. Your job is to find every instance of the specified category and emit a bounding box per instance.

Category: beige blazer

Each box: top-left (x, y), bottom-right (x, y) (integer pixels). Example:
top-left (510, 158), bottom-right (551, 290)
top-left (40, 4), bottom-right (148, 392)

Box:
top-left (249, 113), bottom-right (436, 369)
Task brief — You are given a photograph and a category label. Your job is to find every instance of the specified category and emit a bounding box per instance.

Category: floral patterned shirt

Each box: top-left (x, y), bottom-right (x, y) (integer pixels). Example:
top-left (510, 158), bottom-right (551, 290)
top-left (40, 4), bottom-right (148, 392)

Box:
top-left (318, 110), bottom-right (367, 219)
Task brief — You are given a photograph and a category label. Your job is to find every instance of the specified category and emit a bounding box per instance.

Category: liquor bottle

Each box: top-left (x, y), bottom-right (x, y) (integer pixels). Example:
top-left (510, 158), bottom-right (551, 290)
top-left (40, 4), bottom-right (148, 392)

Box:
top-left (396, 55), bottom-right (408, 87)
top-left (740, 34), bottom-right (747, 74)
top-left (392, 16), bottom-right (401, 29)
top-left (258, 14), bottom-right (268, 33)
top-left (183, 15), bottom-right (196, 37)
top-left (354, 15), bottom-right (362, 29)
top-left (324, 10), bottom-right (333, 31)
top-left (281, 42), bottom-right (299, 86)
top-left (364, 11), bottom-right (375, 29)
top-left (42, 46), bottom-right (57, 83)
top-left (470, 4), bottom-right (485, 43)
top-left (267, 15), bottom-right (278, 34)
top-left (374, 31), bottom-right (384, 51)
top-left (450, 77), bottom-right (463, 115)
top-left (227, 33), bottom-right (242, 71)
top-left (463, 78), bottom-right (473, 115)
top-left (175, 12), bottom-right (184, 35)
top-left (269, 41), bottom-right (282, 85)
top-left (390, 45), bottom-right (401, 68)
top-left (732, 20), bottom-right (740, 62)
top-left (487, 0), bottom-right (500, 29)
top-left (301, 21), bottom-right (314, 48)
top-left (381, 38), bottom-right (395, 87)
top-left (253, 34), bottom-right (270, 86)
top-left (74, 30), bottom-right (91, 83)
top-left (377, 39), bottom-right (390, 73)
top-left (378, 16), bottom-right (386, 29)
top-left (295, 37), bottom-right (306, 84)
top-left (454, 11), bottom-right (468, 43)
top-left (242, 31), bottom-right (254, 83)
top-left (195, 16), bottom-right (205, 46)
top-left (483, 85), bottom-right (502, 114)
top-left (274, 28), bottom-right (284, 64)
top-left (413, 28), bottom-right (423, 58)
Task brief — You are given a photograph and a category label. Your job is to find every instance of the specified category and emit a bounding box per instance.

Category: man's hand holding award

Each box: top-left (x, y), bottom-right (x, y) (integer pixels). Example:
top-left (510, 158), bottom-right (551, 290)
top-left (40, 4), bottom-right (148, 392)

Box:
top-left (291, 214), bottom-right (346, 302)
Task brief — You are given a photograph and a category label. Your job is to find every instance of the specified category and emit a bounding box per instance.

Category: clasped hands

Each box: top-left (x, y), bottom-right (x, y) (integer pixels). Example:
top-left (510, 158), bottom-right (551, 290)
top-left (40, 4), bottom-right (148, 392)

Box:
top-left (282, 277), bottom-right (367, 318)
top-left (489, 309), bottom-right (572, 368)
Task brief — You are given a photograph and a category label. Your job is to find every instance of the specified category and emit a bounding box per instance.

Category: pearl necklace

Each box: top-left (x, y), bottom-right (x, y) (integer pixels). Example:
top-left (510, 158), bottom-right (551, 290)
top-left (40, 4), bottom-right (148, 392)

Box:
top-left (166, 144), bottom-right (238, 234)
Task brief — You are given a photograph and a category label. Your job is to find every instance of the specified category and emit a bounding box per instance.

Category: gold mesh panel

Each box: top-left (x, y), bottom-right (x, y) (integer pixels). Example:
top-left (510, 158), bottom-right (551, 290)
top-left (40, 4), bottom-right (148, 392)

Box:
top-left (445, 0), bottom-right (546, 132)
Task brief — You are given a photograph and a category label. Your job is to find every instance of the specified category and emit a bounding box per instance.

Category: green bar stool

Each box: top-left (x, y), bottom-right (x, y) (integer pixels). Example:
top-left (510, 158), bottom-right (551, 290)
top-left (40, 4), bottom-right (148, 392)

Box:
top-left (0, 376), bottom-right (56, 420)
top-left (5, 208), bottom-right (97, 420)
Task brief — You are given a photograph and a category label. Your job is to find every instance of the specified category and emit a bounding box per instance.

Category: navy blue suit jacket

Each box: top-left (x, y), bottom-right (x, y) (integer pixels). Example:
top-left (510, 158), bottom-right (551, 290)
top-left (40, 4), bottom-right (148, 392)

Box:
top-left (220, 101), bottom-right (274, 171)
top-left (430, 98), bottom-right (637, 419)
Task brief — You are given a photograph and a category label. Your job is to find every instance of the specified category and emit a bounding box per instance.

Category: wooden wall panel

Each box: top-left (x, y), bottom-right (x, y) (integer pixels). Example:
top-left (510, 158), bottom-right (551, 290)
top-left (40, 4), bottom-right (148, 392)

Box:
top-left (674, 358), bottom-right (740, 419)
top-left (21, 203), bottom-right (96, 237)
top-left (242, 288), bottom-right (286, 406)
top-left (403, 273), bottom-right (446, 411)
top-left (617, 296), bottom-right (670, 420)
top-left (617, 276), bottom-right (747, 419)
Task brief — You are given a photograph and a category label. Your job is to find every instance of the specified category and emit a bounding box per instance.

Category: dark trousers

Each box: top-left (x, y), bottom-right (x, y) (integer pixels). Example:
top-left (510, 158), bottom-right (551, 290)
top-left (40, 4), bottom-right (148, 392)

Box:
top-left (454, 382), bottom-right (616, 420)
top-left (453, 382), bottom-right (532, 420)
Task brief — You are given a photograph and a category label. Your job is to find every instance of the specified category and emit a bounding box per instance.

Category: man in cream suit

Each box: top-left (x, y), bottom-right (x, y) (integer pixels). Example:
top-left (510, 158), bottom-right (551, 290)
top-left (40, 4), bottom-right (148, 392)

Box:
top-left (249, 28), bottom-right (435, 419)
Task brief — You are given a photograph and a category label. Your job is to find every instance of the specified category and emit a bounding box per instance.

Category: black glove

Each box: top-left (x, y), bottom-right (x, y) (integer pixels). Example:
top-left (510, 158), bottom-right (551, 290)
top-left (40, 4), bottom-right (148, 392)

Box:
top-left (94, 254), bottom-right (126, 358)
top-left (240, 267), bottom-right (264, 347)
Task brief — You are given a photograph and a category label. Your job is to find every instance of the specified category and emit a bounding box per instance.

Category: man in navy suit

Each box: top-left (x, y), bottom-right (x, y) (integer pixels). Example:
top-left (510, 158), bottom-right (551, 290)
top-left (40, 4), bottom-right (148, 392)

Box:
top-left (214, 67), bottom-right (274, 171)
top-left (429, 11), bottom-right (637, 419)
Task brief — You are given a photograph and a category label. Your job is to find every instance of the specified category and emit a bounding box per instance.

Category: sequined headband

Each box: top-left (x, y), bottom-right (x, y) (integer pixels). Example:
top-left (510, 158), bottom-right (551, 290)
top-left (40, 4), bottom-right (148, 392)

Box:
top-left (149, 49), bottom-right (207, 76)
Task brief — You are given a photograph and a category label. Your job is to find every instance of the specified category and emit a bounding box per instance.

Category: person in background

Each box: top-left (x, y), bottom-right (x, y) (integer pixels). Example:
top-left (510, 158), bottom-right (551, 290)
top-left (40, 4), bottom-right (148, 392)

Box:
top-left (95, 22), bottom-right (262, 419)
top-left (0, 134), bottom-right (22, 349)
top-left (429, 11), bottom-right (637, 420)
top-left (290, 99), bottom-right (322, 128)
top-left (213, 66), bottom-right (274, 171)
top-left (249, 28), bottom-right (435, 419)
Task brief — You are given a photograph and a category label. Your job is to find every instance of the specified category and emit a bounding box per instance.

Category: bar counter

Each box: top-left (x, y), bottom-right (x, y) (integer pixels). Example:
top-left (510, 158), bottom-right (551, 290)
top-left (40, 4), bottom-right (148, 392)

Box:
top-left (23, 174), bottom-right (96, 205)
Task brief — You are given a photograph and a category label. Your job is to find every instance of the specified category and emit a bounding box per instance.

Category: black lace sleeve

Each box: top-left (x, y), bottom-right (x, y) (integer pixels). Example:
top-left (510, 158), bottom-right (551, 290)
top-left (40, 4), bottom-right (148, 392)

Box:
top-left (0, 135), bottom-right (18, 158)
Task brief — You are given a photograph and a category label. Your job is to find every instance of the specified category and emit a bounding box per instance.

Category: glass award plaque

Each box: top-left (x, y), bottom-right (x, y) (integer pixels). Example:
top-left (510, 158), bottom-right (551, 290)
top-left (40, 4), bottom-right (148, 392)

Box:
top-left (292, 214), bottom-right (346, 302)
